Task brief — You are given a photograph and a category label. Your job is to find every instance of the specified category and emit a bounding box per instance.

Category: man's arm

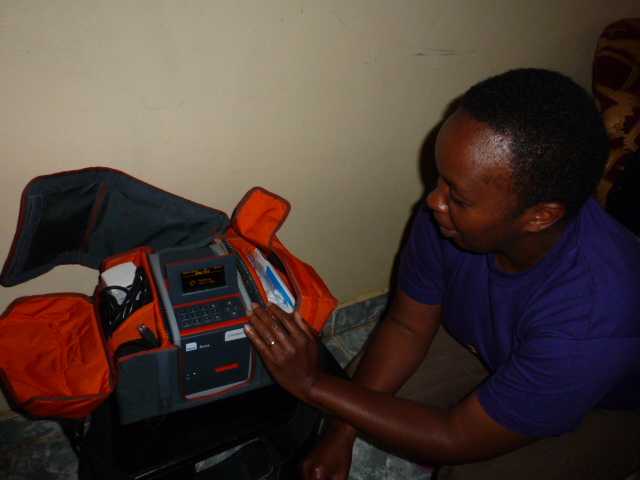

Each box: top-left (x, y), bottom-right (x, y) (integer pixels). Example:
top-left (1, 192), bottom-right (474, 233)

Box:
top-left (308, 372), bottom-right (532, 464)
top-left (325, 289), bottom-right (443, 442)
top-left (302, 290), bottom-right (530, 464)
top-left (350, 289), bottom-right (442, 392)
top-left (246, 297), bottom-right (533, 465)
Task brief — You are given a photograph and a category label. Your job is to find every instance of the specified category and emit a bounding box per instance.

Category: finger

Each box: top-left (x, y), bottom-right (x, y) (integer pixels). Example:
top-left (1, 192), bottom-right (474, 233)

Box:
top-left (293, 310), bottom-right (318, 341)
top-left (244, 324), bottom-right (274, 361)
top-left (272, 306), bottom-right (318, 347)
top-left (274, 304), bottom-right (317, 343)
top-left (268, 304), bottom-right (308, 343)
top-left (258, 304), bottom-right (292, 342)
top-left (246, 322), bottom-right (289, 367)
top-left (301, 460), bottom-right (322, 480)
top-left (263, 306), bottom-right (291, 342)
top-left (250, 303), bottom-right (272, 325)
top-left (249, 307), bottom-right (280, 348)
top-left (312, 466), bottom-right (325, 480)
top-left (250, 307), bottom-right (297, 360)
top-left (253, 304), bottom-right (287, 336)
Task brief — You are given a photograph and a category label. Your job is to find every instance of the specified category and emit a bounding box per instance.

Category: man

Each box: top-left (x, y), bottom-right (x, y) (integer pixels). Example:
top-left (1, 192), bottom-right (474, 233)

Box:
top-left (245, 69), bottom-right (640, 479)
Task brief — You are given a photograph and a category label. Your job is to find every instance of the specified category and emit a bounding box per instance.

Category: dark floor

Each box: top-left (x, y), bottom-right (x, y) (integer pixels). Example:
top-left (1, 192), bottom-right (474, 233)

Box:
top-left (0, 294), bottom-right (431, 480)
top-left (0, 412), bottom-right (78, 480)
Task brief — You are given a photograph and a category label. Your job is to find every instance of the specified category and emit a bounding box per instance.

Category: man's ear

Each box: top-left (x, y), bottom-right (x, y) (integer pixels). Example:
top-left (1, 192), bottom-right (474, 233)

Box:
top-left (521, 202), bottom-right (566, 233)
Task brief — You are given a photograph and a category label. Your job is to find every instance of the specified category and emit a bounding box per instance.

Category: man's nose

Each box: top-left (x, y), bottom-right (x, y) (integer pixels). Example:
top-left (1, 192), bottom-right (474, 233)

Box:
top-left (426, 181), bottom-right (448, 213)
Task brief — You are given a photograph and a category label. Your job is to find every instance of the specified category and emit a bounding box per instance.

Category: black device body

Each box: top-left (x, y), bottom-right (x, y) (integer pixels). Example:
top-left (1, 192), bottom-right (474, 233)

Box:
top-left (150, 245), bottom-right (264, 400)
top-left (74, 344), bottom-right (346, 480)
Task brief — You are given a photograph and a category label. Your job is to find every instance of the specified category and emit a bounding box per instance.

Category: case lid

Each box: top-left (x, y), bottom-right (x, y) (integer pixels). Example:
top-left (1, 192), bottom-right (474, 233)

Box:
top-left (1, 167), bottom-right (229, 286)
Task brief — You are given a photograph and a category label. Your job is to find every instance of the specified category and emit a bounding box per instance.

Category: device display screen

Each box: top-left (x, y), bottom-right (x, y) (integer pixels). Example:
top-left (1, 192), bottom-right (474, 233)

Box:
top-left (180, 265), bottom-right (226, 294)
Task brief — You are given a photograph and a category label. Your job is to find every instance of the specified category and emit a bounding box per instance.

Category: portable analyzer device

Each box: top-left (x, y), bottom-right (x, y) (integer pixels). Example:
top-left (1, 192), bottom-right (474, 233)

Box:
top-left (149, 240), bottom-right (266, 400)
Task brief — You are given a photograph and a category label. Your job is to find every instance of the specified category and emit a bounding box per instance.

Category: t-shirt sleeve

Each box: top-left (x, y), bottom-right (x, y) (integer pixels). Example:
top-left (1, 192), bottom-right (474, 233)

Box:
top-left (397, 207), bottom-right (445, 305)
top-left (477, 295), bottom-right (631, 437)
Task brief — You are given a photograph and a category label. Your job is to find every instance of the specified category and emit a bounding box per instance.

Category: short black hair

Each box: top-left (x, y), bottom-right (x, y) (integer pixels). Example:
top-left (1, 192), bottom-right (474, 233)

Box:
top-left (460, 68), bottom-right (609, 218)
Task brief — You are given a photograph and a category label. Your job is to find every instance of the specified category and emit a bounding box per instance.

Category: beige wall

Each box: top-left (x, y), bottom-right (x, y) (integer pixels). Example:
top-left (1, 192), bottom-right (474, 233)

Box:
top-left (1, 1), bottom-right (639, 411)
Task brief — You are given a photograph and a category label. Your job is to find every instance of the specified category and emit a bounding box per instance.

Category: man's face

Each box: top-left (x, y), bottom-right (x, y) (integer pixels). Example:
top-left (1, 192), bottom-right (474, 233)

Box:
top-left (426, 109), bottom-right (524, 253)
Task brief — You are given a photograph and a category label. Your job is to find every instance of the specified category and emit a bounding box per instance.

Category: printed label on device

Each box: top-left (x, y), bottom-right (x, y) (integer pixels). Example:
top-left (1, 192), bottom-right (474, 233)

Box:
top-left (225, 328), bottom-right (246, 342)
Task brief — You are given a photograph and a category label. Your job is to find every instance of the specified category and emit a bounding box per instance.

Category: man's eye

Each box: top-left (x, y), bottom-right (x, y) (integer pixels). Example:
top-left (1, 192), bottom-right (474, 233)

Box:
top-left (450, 194), bottom-right (466, 207)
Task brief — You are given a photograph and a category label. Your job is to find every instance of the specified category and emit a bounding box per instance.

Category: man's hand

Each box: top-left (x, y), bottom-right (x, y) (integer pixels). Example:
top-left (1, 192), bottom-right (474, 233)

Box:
top-left (301, 423), bottom-right (356, 480)
top-left (245, 303), bottom-right (322, 402)
top-left (246, 304), bottom-right (356, 479)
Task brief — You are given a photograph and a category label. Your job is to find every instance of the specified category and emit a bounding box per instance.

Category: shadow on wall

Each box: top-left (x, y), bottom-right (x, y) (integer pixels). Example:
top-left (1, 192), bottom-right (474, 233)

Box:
top-left (384, 98), bottom-right (462, 309)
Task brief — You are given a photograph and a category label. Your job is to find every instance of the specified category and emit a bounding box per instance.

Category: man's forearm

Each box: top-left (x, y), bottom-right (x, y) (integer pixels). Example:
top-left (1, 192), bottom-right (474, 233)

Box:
top-left (308, 371), bottom-right (456, 463)
top-left (325, 297), bottom-right (441, 441)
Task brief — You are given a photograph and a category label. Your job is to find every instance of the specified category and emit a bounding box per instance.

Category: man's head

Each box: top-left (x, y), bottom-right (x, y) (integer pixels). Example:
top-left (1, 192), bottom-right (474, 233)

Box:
top-left (460, 68), bottom-right (610, 218)
top-left (426, 69), bottom-right (609, 263)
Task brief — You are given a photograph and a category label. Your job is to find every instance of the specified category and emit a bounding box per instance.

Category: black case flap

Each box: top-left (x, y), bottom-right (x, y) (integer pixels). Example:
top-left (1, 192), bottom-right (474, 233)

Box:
top-left (1, 167), bottom-right (229, 286)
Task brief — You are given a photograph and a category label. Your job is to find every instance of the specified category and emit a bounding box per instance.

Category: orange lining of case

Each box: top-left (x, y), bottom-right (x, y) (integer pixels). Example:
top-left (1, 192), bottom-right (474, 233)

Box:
top-left (0, 294), bottom-right (114, 418)
top-left (229, 187), bottom-right (337, 333)
top-left (100, 246), bottom-right (172, 354)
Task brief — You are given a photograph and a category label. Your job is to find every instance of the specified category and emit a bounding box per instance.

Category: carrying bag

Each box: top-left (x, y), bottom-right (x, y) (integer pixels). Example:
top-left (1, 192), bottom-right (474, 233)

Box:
top-left (0, 168), bottom-right (337, 424)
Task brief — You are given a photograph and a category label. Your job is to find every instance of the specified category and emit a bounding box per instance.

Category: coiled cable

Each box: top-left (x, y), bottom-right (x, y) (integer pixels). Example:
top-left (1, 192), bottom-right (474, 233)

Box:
top-left (100, 267), bottom-right (152, 337)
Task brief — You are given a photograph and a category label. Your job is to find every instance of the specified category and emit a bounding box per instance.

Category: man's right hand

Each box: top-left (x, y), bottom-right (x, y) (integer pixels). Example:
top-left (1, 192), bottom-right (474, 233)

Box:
top-left (301, 424), bottom-right (356, 480)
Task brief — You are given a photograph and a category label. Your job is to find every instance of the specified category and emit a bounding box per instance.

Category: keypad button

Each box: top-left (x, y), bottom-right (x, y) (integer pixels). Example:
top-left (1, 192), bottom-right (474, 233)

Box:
top-left (177, 299), bottom-right (248, 329)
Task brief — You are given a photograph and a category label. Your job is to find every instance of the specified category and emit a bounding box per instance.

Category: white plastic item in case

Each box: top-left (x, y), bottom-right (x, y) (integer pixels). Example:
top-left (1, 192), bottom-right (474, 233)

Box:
top-left (100, 261), bottom-right (137, 304)
top-left (246, 248), bottom-right (295, 313)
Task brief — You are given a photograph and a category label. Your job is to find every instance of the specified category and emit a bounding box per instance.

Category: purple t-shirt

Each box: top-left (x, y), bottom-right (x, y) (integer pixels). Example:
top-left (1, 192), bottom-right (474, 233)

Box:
top-left (398, 198), bottom-right (640, 437)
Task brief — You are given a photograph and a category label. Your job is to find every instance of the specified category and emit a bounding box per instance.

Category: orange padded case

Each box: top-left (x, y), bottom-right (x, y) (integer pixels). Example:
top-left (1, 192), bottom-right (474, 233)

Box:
top-left (0, 182), bottom-right (336, 419)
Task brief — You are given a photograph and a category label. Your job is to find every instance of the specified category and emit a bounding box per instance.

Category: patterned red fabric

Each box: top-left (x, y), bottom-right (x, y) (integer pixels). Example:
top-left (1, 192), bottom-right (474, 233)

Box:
top-left (592, 18), bottom-right (640, 204)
